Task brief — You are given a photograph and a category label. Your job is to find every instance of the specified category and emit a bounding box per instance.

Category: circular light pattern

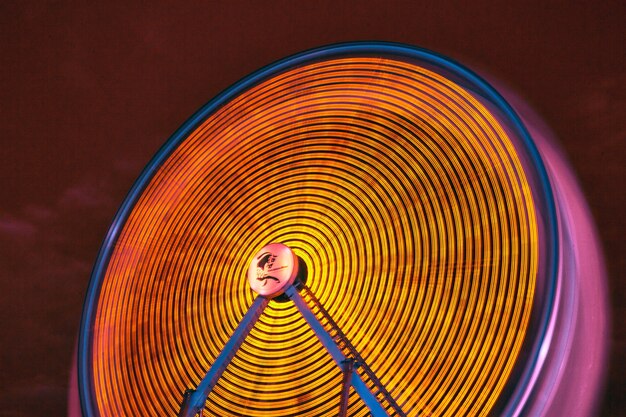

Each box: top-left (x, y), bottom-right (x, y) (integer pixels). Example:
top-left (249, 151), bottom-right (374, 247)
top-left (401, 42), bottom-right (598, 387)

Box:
top-left (80, 45), bottom-right (551, 417)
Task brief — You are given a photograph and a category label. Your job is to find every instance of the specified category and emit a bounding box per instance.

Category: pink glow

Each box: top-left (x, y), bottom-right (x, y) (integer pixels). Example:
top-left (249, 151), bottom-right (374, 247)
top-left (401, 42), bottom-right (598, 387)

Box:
top-left (501, 87), bottom-right (609, 416)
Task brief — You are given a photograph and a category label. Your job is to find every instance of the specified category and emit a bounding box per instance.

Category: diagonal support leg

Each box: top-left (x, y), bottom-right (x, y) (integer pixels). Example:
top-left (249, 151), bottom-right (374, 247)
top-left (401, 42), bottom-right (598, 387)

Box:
top-left (339, 359), bottom-right (355, 417)
top-left (284, 285), bottom-right (389, 417)
top-left (178, 295), bottom-right (269, 417)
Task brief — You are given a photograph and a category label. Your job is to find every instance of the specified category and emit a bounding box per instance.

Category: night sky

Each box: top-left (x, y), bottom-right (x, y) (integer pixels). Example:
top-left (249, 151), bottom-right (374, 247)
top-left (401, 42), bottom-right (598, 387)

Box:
top-left (0, 1), bottom-right (623, 416)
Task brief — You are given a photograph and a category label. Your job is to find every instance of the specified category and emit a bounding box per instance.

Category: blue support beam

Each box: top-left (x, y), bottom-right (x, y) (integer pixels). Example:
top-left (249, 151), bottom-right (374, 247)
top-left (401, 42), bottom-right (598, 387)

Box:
top-left (284, 285), bottom-right (389, 417)
top-left (178, 295), bottom-right (269, 417)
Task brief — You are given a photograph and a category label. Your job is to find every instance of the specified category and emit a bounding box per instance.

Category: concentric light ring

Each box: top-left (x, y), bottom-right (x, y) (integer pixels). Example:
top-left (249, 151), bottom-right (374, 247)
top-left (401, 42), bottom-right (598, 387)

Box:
top-left (79, 43), bottom-right (557, 417)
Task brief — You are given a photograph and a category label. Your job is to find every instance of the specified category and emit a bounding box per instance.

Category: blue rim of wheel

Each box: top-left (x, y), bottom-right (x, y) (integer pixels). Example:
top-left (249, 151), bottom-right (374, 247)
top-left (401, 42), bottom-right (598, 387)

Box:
top-left (78, 41), bottom-right (558, 416)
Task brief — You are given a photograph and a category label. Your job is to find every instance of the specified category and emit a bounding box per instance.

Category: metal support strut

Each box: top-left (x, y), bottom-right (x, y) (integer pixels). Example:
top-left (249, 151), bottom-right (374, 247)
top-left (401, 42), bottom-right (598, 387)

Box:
top-left (285, 285), bottom-right (391, 417)
top-left (297, 284), bottom-right (407, 417)
top-left (178, 285), bottom-right (405, 417)
top-left (339, 359), bottom-right (355, 417)
top-left (178, 296), bottom-right (269, 417)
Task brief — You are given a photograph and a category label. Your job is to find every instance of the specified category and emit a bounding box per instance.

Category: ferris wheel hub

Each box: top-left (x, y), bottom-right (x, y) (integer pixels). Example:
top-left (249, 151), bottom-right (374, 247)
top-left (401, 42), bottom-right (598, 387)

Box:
top-left (247, 243), bottom-right (299, 298)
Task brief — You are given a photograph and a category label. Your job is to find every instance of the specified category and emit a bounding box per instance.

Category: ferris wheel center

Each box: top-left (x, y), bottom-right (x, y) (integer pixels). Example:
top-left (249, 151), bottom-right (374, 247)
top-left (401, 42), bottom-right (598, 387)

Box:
top-left (247, 242), bottom-right (299, 298)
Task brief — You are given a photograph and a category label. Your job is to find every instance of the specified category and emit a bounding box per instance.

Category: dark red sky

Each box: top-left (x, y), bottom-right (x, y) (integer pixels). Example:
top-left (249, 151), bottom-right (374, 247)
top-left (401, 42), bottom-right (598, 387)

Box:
top-left (0, 1), bottom-right (623, 416)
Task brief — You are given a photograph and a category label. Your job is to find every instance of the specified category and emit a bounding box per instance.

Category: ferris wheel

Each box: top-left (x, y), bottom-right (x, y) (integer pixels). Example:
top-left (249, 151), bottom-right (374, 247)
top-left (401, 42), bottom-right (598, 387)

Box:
top-left (77, 42), bottom-right (608, 417)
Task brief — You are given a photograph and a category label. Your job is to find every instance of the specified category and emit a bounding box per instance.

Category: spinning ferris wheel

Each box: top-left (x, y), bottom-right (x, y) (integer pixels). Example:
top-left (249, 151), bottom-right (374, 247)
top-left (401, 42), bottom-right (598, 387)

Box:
top-left (77, 43), bottom-right (607, 417)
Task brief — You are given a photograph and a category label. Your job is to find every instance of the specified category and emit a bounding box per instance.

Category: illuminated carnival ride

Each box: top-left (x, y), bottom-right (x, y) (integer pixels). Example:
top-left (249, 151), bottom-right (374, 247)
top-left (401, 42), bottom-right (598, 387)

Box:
top-left (77, 43), bottom-right (608, 417)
